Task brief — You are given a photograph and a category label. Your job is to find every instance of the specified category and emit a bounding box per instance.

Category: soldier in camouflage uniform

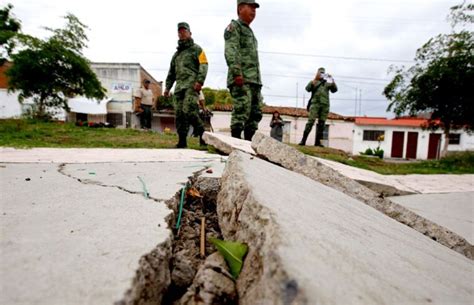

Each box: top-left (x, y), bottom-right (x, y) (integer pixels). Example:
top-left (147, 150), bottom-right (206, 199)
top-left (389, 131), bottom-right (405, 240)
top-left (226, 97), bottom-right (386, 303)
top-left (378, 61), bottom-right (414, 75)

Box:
top-left (164, 22), bottom-right (208, 148)
top-left (299, 67), bottom-right (338, 146)
top-left (224, 0), bottom-right (263, 140)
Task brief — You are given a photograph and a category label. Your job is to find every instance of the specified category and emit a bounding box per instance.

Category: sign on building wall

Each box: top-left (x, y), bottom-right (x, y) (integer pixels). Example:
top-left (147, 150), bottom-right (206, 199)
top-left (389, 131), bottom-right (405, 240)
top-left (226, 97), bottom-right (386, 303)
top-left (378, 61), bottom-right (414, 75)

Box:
top-left (111, 83), bottom-right (132, 93)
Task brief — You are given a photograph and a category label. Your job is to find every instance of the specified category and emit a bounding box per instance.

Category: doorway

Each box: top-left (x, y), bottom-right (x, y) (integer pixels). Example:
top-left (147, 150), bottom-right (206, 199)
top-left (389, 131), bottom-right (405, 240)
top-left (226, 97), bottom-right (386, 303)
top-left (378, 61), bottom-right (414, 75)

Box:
top-left (406, 132), bottom-right (418, 159)
top-left (391, 131), bottom-right (404, 158)
top-left (428, 134), bottom-right (441, 159)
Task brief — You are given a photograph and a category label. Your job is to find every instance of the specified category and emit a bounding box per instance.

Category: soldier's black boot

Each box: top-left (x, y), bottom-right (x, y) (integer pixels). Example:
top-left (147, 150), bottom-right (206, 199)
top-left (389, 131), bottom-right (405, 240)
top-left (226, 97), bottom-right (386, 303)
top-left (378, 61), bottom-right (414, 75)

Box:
top-left (231, 127), bottom-right (242, 139)
top-left (244, 127), bottom-right (255, 141)
top-left (298, 129), bottom-right (310, 146)
top-left (315, 121), bottom-right (325, 147)
top-left (176, 133), bottom-right (187, 148)
top-left (197, 127), bottom-right (206, 146)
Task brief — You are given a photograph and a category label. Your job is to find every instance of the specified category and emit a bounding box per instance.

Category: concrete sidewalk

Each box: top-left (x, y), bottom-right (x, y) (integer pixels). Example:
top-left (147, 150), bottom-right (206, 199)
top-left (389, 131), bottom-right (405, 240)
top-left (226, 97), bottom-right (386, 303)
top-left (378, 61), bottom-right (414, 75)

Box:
top-left (315, 157), bottom-right (474, 194)
top-left (0, 148), bottom-right (225, 305)
top-left (390, 192), bottom-right (474, 244)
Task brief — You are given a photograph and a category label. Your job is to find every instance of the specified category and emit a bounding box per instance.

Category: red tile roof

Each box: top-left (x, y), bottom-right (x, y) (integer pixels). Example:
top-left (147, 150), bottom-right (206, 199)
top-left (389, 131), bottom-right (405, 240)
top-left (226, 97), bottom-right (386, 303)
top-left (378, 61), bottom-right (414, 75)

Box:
top-left (211, 104), bottom-right (351, 121)
top-left (355, 117), bottom-right (438, 127)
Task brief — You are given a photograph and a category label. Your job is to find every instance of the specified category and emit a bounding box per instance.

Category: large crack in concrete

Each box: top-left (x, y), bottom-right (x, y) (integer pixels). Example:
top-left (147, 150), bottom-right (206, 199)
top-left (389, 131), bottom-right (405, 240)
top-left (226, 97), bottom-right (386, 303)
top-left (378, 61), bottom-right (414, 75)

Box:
top-left (58, 162), bottom-right (238, 304)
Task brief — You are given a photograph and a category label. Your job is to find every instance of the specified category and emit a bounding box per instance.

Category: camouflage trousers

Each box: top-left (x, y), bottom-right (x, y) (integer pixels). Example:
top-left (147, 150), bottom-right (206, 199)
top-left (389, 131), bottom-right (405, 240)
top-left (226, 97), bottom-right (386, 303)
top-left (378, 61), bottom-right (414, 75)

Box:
top-left (230, 84), bottom-right (263, 133)
top-left (174, 89), bottom-right (204, 136)
top-left (304, 101), bottom-right (329, 134)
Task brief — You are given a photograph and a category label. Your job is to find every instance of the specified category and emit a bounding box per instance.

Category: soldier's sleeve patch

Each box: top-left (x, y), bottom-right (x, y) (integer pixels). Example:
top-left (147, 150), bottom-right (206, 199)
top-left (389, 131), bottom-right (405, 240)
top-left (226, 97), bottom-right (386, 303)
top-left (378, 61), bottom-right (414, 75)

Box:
top-left (224, 23), bottom-right (234, 40)
top-left (198, 51), bottom-right (208, 64)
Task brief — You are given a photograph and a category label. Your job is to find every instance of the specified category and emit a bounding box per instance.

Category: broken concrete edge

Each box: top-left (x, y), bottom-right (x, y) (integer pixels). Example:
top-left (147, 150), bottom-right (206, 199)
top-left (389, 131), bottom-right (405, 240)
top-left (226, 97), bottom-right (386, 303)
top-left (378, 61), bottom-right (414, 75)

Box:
top-left (250, 132), bottom-right (474, 260)
top-left (203, 132), bottom-right (256, 156)
top-left (115, 170), bottom-right (239, 305)
top-left (356, 180), bottom-right (417, 197)
top-left (217, 151), bottom-right (309, 305)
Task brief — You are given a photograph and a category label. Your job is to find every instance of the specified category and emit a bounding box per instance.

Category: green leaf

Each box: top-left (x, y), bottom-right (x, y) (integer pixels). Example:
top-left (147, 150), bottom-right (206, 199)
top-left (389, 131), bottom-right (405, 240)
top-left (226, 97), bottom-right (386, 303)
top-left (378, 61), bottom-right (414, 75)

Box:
top-left (209, 237), bottom-right (248, 279)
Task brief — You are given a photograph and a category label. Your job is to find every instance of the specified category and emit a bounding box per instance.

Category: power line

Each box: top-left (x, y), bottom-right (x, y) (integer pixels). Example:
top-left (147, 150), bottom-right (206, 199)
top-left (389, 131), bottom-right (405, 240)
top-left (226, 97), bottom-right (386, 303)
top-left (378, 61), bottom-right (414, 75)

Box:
top-left (128, 50), bottom-right (413, 63)
top-left (259, 51), bottom-right (414, 63)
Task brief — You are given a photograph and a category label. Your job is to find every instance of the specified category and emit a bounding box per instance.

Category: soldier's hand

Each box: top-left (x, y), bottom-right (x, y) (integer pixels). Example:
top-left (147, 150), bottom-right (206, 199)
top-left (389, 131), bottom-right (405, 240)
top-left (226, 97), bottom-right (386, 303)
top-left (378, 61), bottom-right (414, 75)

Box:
top-left (164, 90), bottom-right (170, 98)
top-left (234, 75), bottom-right (244, 87)
top-left (193, 82), bottom-right (203, 92)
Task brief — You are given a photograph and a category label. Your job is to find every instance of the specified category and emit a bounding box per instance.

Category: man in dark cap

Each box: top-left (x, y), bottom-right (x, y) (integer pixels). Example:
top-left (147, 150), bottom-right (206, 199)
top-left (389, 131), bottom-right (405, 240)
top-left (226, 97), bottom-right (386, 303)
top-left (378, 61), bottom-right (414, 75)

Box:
top-left (299, 67), bottom-right (338, 146)
top-left (224, 0), bottom-right (263, 140)
top-left (164, 22), bottom-right (208, 148)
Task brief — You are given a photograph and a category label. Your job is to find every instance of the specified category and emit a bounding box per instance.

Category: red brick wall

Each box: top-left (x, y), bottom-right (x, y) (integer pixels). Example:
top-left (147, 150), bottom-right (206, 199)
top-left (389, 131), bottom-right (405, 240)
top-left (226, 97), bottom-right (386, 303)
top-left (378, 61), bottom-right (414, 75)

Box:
top-left (0, 62), bottom-right (12, 89)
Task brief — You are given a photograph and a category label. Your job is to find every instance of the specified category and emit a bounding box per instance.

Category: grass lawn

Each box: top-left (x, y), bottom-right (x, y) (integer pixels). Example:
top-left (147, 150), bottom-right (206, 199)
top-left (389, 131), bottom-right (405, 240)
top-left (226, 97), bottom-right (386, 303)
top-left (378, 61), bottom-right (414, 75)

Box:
top-left (0, 119), bottom-right (207, 150)
top-left (1, 119), bottom-right (473, 174)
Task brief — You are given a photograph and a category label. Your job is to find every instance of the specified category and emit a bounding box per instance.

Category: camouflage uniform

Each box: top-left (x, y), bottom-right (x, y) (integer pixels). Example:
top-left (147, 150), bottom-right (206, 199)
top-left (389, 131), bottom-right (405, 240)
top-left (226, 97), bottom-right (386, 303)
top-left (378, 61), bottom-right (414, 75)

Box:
top-left (300, 70), bottom-right (337, 146)
top-left (224, 16), bottom-right (263, 140)
top-left (165, 27), bottom-right (208, 144)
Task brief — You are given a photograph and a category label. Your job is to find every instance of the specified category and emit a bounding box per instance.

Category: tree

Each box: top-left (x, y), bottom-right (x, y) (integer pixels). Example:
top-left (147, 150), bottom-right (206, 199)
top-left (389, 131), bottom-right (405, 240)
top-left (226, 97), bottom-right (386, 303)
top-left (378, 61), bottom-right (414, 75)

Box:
top-left (384, 1), bottom-right (473, 156)
top-left (202, 87), bottom-right (232, 107)
top-left (0, 3), bottom-right (21, 64)
top-left (6, 11), bottom-right (106, 119)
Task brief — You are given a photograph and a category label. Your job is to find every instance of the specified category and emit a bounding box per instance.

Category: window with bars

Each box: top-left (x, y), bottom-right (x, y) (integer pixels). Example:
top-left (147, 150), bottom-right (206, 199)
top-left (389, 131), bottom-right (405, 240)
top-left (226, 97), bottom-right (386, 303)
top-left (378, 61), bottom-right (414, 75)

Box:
top-left (107, 113), bottom-right (123, 127)
top-left (363, 130), bottom-right (385, 141)
top-left (448, 134), bottom-right (461, 145)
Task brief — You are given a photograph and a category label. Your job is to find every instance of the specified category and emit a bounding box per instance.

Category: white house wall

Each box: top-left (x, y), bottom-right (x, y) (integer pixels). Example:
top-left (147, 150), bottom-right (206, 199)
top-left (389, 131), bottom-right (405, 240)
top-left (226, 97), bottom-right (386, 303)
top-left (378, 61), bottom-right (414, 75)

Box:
top-left (354, 124), bottom-right (474, 159)
top-left (447, 130), bottom-right (474, 152)
top-left (91, 64), bottom-right (141, 104)
top-left (328, 121), bottom-right (354, 153)
top-left (353, 125), bottom-right (453, 159)
top-left (0, 90), bottom-right (22, 118)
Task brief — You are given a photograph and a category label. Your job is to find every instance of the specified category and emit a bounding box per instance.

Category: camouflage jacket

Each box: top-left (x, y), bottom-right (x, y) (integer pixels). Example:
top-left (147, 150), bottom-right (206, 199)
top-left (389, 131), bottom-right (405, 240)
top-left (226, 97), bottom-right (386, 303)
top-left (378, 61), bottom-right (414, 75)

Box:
top-left (224, 19), bottom-right (261, 87)
top-left (165, 38), bottom-right (208, 93)
top-left (306, 80), bottom-right (338, 105)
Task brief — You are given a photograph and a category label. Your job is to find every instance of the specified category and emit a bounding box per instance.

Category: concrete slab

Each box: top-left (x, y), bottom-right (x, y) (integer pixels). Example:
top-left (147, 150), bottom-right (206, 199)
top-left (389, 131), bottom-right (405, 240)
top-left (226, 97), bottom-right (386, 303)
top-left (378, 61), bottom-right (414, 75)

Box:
top-left (218, 150), bottom-right (474, 305)
top-left (61, 161), bottom-right (226, 201)
top-left (390, 192), bottom-right (474, 244)
top-left (0, 148), bottom-right (226, 305)
top-left (0, 163), bottom-right (170, 305)
top-left (250, 132), bottom-right (473, 259)
top-left (0, 147), bottom-right (224, 163)
top-left (202, 132), bottom-right (255, 155)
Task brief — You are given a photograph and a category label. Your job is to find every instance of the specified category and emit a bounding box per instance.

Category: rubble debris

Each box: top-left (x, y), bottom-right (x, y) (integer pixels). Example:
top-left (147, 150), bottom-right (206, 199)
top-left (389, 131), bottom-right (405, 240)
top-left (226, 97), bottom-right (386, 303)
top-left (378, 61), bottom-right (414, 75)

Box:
top-left (177, 253), bottom-right (237, 305)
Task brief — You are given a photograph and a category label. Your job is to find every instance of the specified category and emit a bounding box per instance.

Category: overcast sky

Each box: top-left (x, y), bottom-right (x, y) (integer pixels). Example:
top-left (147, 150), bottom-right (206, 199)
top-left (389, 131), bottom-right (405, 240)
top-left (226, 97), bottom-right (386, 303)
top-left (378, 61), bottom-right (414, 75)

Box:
top-left (9, 0), bottom-right (460, 117)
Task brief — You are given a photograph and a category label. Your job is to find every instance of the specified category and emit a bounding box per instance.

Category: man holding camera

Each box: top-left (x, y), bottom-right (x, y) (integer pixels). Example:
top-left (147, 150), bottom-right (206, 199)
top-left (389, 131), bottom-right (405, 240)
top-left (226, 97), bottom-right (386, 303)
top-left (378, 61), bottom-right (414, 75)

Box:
top-left (299, 67), bottom-right (338, 146)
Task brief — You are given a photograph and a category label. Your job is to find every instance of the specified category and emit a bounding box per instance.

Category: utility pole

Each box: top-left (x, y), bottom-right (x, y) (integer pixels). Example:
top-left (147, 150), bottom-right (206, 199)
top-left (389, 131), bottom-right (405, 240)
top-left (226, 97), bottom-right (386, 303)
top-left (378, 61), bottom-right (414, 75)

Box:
top-left (358, 89), bottom-right (362, 116)
top-left (354, 87), bottom-right (358, 117)
top-left (296, 82), bottom-right (299, 108)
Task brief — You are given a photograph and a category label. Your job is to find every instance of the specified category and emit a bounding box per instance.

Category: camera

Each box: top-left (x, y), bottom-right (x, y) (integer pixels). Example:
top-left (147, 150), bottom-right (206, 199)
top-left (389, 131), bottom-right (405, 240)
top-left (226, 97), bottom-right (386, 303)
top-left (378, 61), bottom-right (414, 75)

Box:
top-left (320, 73), bottom-right (333, 84)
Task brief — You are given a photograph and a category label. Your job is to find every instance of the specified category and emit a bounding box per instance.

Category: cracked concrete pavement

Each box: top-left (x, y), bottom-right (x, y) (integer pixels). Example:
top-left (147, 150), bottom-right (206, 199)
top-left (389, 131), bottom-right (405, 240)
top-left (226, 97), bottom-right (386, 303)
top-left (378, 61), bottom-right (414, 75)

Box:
top-left (0, 148), bottom-right (225, 305)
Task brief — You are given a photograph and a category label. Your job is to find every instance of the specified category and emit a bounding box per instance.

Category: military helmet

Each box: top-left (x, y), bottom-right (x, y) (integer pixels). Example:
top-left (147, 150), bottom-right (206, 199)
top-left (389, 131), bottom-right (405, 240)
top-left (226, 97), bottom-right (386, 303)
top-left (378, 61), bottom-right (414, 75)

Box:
top-left (177, 22), bottom-right (191, 31)
top-left (237, 0), bottom-right (260, 8)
